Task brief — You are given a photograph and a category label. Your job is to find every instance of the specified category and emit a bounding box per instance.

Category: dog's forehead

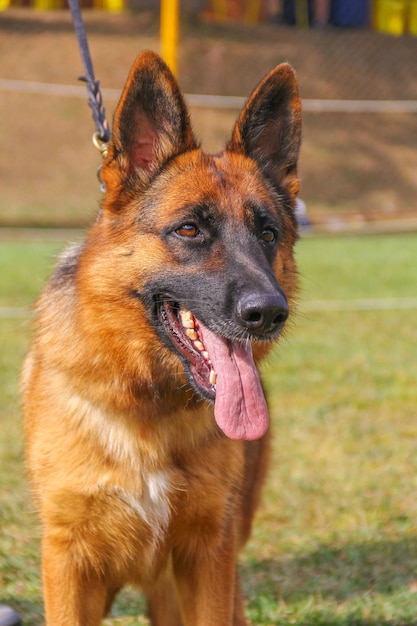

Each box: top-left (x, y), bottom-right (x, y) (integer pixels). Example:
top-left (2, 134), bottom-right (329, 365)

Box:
top-left (147, 150), bottom-right (275, 225)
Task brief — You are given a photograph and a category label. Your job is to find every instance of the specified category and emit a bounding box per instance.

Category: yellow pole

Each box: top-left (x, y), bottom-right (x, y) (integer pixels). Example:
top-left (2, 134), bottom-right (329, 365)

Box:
top-left (245, 0), bottom-right (262, 23)
top-left (211, 0), bottom-right (228, 21)
top-left (160, 0), bottom-right (179, 77)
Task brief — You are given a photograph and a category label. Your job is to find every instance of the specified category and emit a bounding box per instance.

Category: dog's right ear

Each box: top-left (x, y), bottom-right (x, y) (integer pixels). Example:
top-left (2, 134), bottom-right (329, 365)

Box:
top-left (101, 51), bottom-right (197, 201)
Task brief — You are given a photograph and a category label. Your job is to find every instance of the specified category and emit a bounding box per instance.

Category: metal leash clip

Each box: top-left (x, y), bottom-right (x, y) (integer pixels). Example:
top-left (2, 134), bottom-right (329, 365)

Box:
top-left (92, 131), bottom-right (109, 160)
top-left (92, 132), bottom-right (109, 193)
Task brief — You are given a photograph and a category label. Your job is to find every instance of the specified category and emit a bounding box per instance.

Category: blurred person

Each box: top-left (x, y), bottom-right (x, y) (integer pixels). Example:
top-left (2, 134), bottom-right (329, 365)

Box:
top-left (313, 0), bottom-right (331, 25)
top-left (295, 197), bottom-right (311, 229)
top-left (266, 0), bottom-right (282, 22)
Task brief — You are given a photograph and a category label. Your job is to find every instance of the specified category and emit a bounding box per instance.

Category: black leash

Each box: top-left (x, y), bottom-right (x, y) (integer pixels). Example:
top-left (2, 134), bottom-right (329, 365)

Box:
top-left (68, 0), bottom-right (111, 189)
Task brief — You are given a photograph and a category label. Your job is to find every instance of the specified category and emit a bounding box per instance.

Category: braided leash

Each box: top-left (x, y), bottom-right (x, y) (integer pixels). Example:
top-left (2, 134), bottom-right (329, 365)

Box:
top-left (68, 0), bottom-right (111, 190)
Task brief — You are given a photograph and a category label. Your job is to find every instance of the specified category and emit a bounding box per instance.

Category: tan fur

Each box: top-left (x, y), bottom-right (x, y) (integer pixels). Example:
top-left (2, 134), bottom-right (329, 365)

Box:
top-left (22, 51), bottom-right (301, 625)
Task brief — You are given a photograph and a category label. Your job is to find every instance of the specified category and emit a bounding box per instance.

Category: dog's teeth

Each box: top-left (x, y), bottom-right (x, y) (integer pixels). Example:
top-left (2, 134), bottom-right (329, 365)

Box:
top-left (194, 340), bottom-right (204, 352)
top-left (209, 370), bottom-right (217, 386)
top-left (180, 310), bottom-right (195, 329)
top-left (202, 351), bottom-right (209, 360)
top-left (186, 329), bottom-right (198, 340)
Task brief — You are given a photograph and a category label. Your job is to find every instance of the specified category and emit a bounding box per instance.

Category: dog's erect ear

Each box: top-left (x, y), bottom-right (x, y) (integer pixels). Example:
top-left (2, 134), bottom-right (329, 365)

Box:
top-left (227, 63), bottom-right (302, 199)
top-left (102, 51), bottom-right (197, 194)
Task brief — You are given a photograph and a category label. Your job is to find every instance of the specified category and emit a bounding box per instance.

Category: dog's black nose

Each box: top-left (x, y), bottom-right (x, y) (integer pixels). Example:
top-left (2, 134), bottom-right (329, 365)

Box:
top-left (236, 292), bottom-right (289, 336)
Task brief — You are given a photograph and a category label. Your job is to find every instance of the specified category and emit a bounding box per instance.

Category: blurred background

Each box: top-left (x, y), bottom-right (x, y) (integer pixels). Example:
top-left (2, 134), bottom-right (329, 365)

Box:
top-left (0, 0), bottom-right (416, 231)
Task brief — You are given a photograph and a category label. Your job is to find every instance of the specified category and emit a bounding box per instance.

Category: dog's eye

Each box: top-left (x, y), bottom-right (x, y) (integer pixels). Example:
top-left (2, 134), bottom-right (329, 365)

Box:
top-left (260, 229), bottom-right (276, 243)
top-left (175, 224), bottom-right (201, 239)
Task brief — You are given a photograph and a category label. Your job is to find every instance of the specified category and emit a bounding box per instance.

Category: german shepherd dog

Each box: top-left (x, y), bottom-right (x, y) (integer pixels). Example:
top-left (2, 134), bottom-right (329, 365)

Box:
top-left (22, 51), bottom-right (301, 625)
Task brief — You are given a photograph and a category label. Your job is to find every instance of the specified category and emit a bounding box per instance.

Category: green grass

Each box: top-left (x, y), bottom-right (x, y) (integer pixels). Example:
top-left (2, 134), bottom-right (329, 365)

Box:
top-left (1, 233), bottom-right (417, 624)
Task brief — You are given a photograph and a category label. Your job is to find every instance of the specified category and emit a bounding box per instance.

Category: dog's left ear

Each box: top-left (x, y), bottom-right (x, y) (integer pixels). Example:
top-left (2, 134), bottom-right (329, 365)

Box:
top-left (227, 63), bottom-right (302, 199)
top-left (102, 51), bottom-right (197, 197)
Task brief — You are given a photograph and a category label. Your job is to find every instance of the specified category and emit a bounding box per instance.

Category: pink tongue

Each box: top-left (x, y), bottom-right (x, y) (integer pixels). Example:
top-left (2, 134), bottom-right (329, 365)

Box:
top-left (199, 324), bottom-right (269, 441)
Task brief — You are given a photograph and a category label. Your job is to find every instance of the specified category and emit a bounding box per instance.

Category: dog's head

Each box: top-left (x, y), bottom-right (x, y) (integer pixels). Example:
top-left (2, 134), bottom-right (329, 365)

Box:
top-left (88, 51), bottom-right (301, 440)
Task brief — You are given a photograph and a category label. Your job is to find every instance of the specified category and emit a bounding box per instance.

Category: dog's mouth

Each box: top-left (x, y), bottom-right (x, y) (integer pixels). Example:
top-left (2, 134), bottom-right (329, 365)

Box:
top-left (157, 300), bottom-right (269, 441)
top-left (158, 300), bottom-right (217, 399)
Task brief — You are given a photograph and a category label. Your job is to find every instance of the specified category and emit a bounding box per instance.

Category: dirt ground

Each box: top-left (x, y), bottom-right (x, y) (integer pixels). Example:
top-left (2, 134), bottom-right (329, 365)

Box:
top-left (0, 8), bottom-right (416, 227)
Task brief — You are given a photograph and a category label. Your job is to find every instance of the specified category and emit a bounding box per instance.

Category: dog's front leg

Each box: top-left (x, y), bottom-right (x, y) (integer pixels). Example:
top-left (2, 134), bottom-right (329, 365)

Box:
top-left (147, 557), bottom-right (183, 626)
top-left (172, 539), bottom-right (241, 626)
top-left (42, 535), bottom-right (109, 626)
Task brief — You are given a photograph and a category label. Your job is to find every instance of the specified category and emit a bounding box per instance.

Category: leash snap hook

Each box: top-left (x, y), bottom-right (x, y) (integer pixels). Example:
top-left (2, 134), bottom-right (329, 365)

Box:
top-left (92, 131), bottom-right (109, 160)
top-left (92, 132), bottom-right (109, 193)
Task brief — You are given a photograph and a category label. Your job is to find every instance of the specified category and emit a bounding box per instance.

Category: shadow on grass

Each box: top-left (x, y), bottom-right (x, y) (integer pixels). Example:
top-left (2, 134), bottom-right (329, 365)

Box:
top-left (4, 538), bottom-right (417, 625)
top-left (241, 536), bottom-right (417, 624)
